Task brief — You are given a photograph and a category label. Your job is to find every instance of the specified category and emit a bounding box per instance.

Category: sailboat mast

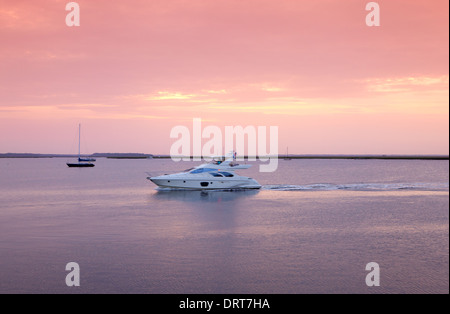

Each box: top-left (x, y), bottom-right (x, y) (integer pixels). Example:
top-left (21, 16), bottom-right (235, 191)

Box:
top-left (78, 123), bottom-right (81, 159)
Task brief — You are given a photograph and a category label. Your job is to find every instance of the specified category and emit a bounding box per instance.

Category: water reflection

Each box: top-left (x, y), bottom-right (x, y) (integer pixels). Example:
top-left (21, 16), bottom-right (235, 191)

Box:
top-left (151, 189), bottom-right (260, 203)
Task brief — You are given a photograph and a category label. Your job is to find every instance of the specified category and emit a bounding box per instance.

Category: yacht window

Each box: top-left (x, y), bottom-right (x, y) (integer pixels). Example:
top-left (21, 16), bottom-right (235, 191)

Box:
top-left (219, 172), bottom-right (234, 177)
top-left (210, 173), bottom-right (224, 177)
top-left (190, 168), bottom-right (216, 174)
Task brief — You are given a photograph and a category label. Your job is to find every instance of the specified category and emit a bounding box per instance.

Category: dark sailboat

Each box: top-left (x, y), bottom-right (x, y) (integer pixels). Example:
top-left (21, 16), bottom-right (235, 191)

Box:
top-left (284, 147), bottom-right (292, 160)
top-left (67, 124), bottom-right (95, 168)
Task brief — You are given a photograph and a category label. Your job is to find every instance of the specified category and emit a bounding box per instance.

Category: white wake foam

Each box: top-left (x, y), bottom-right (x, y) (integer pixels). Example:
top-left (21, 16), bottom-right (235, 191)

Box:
top-left (262, 182), bottom-right (449, 191)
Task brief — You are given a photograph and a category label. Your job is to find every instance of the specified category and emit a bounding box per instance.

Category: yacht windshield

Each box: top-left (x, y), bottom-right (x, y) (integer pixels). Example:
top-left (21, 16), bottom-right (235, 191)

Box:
top-left (190, 168), bottom-right (217, 174)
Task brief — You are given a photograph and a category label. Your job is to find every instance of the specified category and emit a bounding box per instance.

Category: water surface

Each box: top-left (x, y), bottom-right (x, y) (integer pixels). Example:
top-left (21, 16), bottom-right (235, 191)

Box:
top-left (0, 158), bottom-right (448, 293)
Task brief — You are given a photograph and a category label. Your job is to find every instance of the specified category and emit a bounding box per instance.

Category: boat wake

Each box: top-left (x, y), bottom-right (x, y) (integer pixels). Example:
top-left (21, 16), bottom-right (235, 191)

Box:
top-left (262, 182), bottom-right (449, 191)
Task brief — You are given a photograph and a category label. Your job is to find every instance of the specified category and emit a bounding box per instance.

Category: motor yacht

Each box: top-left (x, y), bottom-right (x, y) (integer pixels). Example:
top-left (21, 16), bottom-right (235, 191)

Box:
top-left (147, 153), bottom-right (261, 190)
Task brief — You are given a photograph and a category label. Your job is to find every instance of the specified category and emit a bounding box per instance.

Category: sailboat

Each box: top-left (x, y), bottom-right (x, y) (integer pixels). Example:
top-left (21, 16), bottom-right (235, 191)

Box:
top-left (284, 147), bottom-right (292, 160)
top-left (67, 124), bottom-right (95, 168)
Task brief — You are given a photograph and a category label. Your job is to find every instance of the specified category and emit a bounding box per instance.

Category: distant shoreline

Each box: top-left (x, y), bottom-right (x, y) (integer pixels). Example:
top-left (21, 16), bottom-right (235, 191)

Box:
top-left (280, 155), bottom-right (449, 160)
top-left (0, 153), bottom-right (448, 160)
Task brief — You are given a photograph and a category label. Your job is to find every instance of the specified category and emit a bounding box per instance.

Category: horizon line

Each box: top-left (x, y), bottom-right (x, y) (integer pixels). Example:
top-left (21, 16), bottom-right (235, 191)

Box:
top-left (0, 152), bottom-right (448, 160)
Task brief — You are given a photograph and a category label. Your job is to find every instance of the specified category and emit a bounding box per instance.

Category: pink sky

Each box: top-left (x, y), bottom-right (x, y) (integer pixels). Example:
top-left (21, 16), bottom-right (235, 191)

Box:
top-left (0, 0), bottom-right (448, 155)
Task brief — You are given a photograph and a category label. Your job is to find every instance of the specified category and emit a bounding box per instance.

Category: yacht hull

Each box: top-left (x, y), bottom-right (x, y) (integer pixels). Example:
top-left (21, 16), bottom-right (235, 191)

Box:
top-left (149, 177), bottom-right (261, 190)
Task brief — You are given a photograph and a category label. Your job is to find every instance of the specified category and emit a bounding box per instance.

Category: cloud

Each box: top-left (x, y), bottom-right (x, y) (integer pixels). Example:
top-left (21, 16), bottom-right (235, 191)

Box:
top-left (57, 103), bottom-right (119, 110)
top-left (144, 92), bottom-right (198, 101)
top-left (363, 75), bottom-right (449, 93)
top-left (206, 89), bottom-right (227, 94)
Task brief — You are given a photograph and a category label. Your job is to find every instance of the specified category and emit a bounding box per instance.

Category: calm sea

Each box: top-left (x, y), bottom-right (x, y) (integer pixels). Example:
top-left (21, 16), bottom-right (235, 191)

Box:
top-left (0, 158), bottom-right (448, 294)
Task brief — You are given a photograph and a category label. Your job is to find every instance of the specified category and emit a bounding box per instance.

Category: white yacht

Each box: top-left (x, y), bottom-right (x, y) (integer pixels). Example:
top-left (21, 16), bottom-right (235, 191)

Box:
top-left (147, 153), bottom-right (261, 190)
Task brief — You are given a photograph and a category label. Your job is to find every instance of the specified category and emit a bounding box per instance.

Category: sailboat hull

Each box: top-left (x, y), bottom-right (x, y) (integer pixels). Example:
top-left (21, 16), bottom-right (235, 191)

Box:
top-left (67, 163), bottom-right (95, 167)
